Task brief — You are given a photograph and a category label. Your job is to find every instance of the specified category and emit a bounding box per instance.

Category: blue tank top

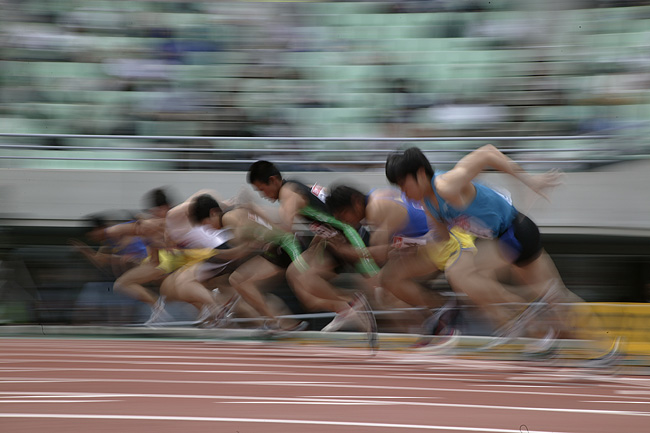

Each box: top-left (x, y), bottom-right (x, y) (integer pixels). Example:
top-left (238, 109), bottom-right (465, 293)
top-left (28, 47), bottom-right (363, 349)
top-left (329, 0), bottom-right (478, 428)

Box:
top-left (106, 237), bottom-right (149, 260)
top-left (104, 221), bottom-right (149, 260)
top-left (371, 189), bottom-right (430, 238)
top-left (424, 175), bottom-right (517, 239)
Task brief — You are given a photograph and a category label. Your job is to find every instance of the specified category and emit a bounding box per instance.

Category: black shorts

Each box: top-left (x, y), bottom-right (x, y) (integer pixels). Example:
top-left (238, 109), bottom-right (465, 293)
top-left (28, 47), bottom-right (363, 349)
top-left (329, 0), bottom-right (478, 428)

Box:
top-left (498, 212), bottom-right (543, 266)
top-left (261, 235), bottom-right (308, 269)
top-left (195, 257), bottom-right (247, 282)
top-left (261, 243), bottom-right (294, 269)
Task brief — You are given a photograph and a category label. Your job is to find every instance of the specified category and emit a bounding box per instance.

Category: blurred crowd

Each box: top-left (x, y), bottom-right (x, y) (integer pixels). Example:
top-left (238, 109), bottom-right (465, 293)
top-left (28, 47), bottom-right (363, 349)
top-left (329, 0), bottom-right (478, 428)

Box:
top-left (1, 0), bottom-right (650, 169)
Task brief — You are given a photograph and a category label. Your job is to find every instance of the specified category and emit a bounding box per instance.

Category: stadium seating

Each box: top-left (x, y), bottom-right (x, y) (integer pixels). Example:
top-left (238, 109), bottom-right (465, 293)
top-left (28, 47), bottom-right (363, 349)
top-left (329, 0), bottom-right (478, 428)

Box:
top-left (1, 1), bottom-right (650, 169)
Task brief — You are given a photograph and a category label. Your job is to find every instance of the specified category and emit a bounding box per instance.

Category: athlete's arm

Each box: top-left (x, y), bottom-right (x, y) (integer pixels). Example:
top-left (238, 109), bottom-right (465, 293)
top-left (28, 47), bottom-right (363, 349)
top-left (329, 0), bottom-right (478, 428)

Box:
top-left (437, 144), bottom-right (562, 204)
top-left (420, 201), bottom-right (451, 242)
top-left (277, 185), bottom-right (307, 232)
top-left (105, 221), bottom-right (137, 239)
top-left (135, 218), bottom-right (168, 248)
top-left (69, 240), bottom-right (112, 268)
top-left (366, 200), bottom-right (407, 265)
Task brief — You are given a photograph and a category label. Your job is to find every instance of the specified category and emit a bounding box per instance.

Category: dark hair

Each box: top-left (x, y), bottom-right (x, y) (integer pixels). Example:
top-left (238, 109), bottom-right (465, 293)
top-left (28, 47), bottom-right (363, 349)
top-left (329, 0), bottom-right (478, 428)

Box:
top-left (190, 194), bottom-right (222, 224)
top-left (326, 185), bottom-right (366, 215)
top-left (385, 147), bottom-right (434, 185)
top-left (85, 214), bottom-right (108, 231)
top-left (247, 160), bottom-right (281, 185)
top-left (145, 187), bottom-right (172, 209)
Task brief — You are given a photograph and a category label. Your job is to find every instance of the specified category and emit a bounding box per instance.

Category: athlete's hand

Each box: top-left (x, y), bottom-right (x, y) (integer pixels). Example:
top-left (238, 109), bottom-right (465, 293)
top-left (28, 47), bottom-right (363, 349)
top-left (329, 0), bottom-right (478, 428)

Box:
top-left (68, 239), bottom-right (92, 256)
top-left (528, 169), bottom-right (564, 201)
top-left (68, 239), bottom-right (88, 249)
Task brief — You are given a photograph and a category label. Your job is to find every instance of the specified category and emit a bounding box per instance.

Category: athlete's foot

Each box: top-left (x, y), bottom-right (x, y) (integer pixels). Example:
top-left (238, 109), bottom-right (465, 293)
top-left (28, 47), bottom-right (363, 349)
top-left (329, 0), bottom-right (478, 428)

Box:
top-left (144, 296), bottom-right (172, 327)
top-left (422, 298), bottom-right (459, 335)
top-left (210, 294), bottom-right (241, 328)
top-left (196, 305), bottom-right (213, 327)
top-left (523, 328), bottom-right (559, 360)
top-left (351, 292), bottom-right (378, 352)
top-left (481, 299), bottom-right (549, 350)
top-left (584, 337), bottom-right (623, 368)
top-left (412, 328), bottom-right (461, 352)
top-left (321, 305), bottom-right (360, 332)
top-left (259, 319), bottom-right (309, 338)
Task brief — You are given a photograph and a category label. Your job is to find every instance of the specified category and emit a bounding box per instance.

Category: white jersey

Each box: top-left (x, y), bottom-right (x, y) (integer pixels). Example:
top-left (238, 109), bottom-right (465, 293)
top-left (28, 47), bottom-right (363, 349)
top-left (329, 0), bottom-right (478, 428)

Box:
top-left (176, 226), bottom-right (234, 249)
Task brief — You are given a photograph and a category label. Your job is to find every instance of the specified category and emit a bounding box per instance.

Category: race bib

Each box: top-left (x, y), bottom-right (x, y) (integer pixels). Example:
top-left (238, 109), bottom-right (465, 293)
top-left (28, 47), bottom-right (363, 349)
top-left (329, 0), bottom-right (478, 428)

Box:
top-left (310, 183), bottom-right (328, 203)
top-left (248, 212), bottom-right (273, 230)
top-left (392, 235), bottom-right (427, 249)
top-left (309, 222), bottom-right (339, 239)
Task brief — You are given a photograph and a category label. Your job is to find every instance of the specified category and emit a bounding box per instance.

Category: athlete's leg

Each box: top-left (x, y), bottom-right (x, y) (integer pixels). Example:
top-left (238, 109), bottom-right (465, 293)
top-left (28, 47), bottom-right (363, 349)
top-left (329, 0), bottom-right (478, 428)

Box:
top-left (228, 255), bottom-right (284, 320)
top-left (445, 250), bottom-right (529, 328)
top-left (113, 262), bottom-right (163, 306)
top-left (380, 248), bottom-right (444, 309)
top-left (163, 265), bottom-right (219, 312)
top-left (286, 243), bottom-right (351, 314)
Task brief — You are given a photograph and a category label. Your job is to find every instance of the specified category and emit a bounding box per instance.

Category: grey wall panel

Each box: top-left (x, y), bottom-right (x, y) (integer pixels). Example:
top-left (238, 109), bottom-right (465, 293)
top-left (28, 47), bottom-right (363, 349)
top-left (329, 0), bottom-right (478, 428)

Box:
top-left (0, 161), bottom-right (648, 236)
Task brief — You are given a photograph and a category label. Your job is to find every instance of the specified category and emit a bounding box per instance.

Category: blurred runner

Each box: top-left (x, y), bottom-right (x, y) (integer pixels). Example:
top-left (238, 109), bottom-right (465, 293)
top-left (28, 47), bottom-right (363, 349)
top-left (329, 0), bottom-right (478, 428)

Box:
top-left (229, 161), bottom-right (378, 340)
top-left (323, 185), bottom-right (474, 344)
top-left (385, 145), bottom-right (575, 344)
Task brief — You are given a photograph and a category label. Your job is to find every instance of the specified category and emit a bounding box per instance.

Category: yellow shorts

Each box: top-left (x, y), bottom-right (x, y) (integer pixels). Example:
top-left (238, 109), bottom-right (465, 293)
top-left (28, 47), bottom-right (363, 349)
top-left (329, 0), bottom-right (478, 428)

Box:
top-left (424, 228), bottom-right (476, 271)
top-left (147, 249), bottom-right (217, 274)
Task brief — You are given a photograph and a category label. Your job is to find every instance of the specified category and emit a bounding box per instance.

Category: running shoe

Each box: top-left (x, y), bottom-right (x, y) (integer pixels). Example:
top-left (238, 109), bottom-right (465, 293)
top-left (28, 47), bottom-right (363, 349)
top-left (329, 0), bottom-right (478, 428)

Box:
top-left (321, 309), bottom-right (356, 332)
top-left (195, 305), bottom-right (212, 326)
top-left (259, 319), bottom-right (309, 338)
top-left (480, 298), bottom-right (550, 350)
top-left (422, 298), bottom-right (459, 335)
top-left (144, 296), bottom-right (172, 327)
top-left (351, 292), bottom-right (378, 353)
top-left (523, 328), bottom-right (559, 360)
top-left (412, 328), bottom-right (461, 353)
top-left (584, 337), bottom-right (623, 368)
top-left (211, 294), bottom-right (241, 328)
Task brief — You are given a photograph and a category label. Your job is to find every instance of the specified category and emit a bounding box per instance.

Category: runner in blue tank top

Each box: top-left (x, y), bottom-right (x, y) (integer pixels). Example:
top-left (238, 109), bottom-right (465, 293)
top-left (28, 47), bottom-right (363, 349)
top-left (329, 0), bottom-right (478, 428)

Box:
top-left (322, 185), bottom-right (476, 338)
top-left (385, 145), bottom-right (582, 341)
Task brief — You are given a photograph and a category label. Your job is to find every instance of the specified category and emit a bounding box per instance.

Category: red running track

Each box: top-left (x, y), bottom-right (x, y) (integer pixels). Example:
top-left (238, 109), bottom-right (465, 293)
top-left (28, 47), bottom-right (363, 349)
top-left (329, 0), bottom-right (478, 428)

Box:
top-left (1, 337), bottom-right (649, 433)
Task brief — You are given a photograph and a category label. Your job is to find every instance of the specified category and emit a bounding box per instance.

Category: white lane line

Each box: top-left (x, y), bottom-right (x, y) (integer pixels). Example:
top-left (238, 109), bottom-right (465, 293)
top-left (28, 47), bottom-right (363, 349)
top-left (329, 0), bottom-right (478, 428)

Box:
top-left (0, 366), bottom-right (522, 386)
top-left (1, 346), bottom-right (375, 358)
top-left (0, 413), bottom-right (577, 432)
top-left (2, 362), bottom-right (639, 391)
top-left (0, 391), bottom-right (644, 417)
top-left (224, 401), bottom-right (389, 406)
top-left (216, 400), bottom-right (650, 417)
top-left (474, 384), bottom-right (572, 388)
top-left (0, 392), bottom-right (421, 404)
top-left (0, 392), bottom-right (430, 403)
top-left (0, 353), bottom-right (535, 374)
top-left (617, 390), bottom-right (650, 396)
top-left (3, 355), bottom-right (635, 383)
top-left (0, 393), bottom-right (118, 398)
top-left (583, 401), bottom-right (650, 405)
top-left (0, 376), bottom-right (626, 399)
top-left (0, 400), bottom-right (119, 403)
top-left (1, 353), bottom-right (374, 362)
top-left (305, 395), bottom-right (422, 399)
top-left (0, 357), bottom-right (428, 373)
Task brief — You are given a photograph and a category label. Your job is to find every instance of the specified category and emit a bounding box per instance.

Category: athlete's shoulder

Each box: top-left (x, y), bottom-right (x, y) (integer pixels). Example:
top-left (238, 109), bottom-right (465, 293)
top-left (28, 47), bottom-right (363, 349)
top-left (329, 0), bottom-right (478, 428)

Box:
top-left (370, 187), bottom-right (401, 199)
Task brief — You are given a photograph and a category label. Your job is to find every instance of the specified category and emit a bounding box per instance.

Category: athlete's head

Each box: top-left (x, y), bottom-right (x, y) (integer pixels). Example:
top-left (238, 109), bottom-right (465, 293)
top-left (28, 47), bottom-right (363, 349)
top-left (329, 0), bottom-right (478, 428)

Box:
top-left (84, 214), bottom-right (109, 243)
top-left (247, 160), bottom-right (283, 201)
top-left (190, 194), bottom-right (224, 229)
top-left (326, 185), bottom-right (366, 227)
top-left (385, 147), bottom-right (434, 201)
top-left (144, 187), bottom-right (174, 218)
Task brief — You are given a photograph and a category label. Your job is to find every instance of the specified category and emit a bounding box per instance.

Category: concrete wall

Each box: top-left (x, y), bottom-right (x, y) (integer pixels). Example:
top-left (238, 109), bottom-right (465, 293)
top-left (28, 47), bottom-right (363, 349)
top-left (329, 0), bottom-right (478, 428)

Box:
top-left (1, 160), bottom-right (649, 236)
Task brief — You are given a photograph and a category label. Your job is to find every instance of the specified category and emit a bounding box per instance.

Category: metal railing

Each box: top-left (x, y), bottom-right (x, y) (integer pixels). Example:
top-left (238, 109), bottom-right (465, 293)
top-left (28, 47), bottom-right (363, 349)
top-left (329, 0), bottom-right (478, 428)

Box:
top-left (0, 132), bottom-right (636, 170)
